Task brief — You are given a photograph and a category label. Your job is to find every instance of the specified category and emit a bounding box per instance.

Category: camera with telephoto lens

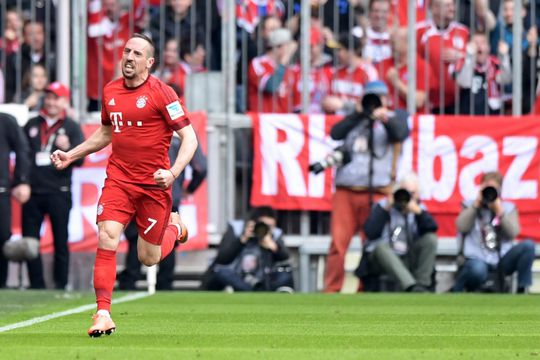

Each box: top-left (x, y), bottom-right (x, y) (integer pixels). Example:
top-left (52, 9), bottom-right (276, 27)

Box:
top-left (481, 186), bottom-right (498, 207)
top-left (393, 188), bottom-right (411, 212)
top-left (308, 146), bottom-right (351, 174)
top-left (252, 221), bottom-right (270, 241)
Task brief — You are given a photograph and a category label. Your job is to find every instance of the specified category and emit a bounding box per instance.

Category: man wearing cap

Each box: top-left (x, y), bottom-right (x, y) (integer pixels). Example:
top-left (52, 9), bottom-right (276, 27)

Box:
top-left (21, 82), bottom-right (85, 289)
top-left (247, 27), bottom-right (298, 113)
top-left (323, 80), bottom-right (409, 293)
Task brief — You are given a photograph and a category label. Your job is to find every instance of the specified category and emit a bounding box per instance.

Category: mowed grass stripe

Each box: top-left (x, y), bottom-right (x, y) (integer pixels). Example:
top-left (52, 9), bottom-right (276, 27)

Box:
top-left (0, 292), bottom-right (539, 359)
top-left (0, 292), bottom-right (150, 333)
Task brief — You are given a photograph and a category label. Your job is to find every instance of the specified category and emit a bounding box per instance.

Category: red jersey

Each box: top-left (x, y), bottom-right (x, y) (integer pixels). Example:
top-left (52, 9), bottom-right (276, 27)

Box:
top-left (417, 20), bottom-right (469, 108)
top-left (87, 0), bottom-right (146, 100)
top-left (100, 76), bottom-right (191, 185)
top-left (378, 56), bottom-right (436, 112)
top-left (329, 62), bottom-right (379, 103)
top-left (247, 55), bottom-right (295, 113)
top-left (290, 63), bottom-right (333, 113)
top-left (390, 0), bottom-right (428, 26)
top-left (364, 27), bottom-right (392, 64)
top-left (236, 0), bottom-right (285, 33)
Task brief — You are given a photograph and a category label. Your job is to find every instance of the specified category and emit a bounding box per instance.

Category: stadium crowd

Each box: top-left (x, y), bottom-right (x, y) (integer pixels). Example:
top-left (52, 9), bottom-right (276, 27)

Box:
top-left (1, 0), bottom-right (540, 115)
top-left (0, 0), bottom-right (538, 293)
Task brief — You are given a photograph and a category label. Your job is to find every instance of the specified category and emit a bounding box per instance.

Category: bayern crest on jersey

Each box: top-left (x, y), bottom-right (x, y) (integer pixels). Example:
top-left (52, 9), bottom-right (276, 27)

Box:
top-left (136, 96), bottom-right (148, 109)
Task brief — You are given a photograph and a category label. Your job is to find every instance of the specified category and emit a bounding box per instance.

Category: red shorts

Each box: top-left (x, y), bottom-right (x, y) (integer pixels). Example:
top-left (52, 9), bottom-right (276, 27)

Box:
top-left (96, 178), bottom-right (172, 245)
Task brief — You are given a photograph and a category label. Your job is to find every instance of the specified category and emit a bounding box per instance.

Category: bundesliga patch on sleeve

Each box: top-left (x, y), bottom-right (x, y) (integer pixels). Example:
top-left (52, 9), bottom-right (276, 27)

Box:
top-left (166, 101), bottom-right (185, 120)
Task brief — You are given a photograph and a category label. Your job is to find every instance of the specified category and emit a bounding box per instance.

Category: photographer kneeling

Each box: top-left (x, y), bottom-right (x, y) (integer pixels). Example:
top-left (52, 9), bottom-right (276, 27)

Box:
top-left (356, 173), bottom-right (438, 292)
top-left (200, 207), bottom-right (293, 292)
top-left (453, 171), bottom-right (535, 293)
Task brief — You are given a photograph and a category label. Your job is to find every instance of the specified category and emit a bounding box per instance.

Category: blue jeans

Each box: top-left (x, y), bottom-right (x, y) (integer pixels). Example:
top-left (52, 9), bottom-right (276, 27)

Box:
top-left (453, 240), bottom-right (536, 292)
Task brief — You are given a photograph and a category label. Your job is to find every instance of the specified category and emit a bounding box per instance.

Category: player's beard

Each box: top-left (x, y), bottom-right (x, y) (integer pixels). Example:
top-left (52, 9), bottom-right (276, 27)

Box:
top-left (122, 68), bottom-right (135, 79)
top-left (122, 61), bottom-right (136, 79)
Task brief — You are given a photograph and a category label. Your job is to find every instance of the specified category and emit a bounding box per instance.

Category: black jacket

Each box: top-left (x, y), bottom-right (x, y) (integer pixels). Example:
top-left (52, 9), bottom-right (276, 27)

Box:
top-left (5, 43), bottom-right (57, 103)
top-left (364, 203), bottom-right (439, 241)
top-left (330, 109), bottom-right (410, 143)
top-left (168, 136), bottom-right (207, 211)
top-left (200, 221), bottom-right (290, 290)
top-left (0, 113), bottom-right (31, 192)
top-left (23, 115), bottom-right (84, 194)
top-left (213, 223), bottom-right (289, 266)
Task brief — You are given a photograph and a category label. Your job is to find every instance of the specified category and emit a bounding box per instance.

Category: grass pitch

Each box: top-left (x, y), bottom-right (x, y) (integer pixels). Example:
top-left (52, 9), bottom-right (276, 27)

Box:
top-left (0, 291), bottom-right (539, 359)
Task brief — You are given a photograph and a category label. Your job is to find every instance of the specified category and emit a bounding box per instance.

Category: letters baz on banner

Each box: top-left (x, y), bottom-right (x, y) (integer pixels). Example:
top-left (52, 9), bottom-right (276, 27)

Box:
top-left (251, 114), bottom-right (540, 240)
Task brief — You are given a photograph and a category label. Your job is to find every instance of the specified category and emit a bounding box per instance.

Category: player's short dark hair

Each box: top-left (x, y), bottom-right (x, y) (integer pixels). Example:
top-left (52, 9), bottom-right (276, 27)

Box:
top-left (132, 33), bottom-right (155, 58)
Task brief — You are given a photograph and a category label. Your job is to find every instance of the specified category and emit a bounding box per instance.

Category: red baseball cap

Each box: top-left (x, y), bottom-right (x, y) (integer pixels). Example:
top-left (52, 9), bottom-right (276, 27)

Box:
top-left (45, 82), bottom-right (70, 99)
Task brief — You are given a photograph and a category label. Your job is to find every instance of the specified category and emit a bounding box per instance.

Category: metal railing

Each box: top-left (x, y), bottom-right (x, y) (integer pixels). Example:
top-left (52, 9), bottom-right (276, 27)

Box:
top-left (1, 0), bottom-right (538, 236)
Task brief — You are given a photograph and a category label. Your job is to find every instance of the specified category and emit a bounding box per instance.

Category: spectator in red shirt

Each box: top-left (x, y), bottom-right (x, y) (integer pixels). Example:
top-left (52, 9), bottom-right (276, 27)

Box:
top-left (455, 33), bottom-right (511, 115)
top-left (1, 8), bottom-right (23, 55)
top-left (390, 0), bottom-right (428, 27)
top-left (290, 27), bottom-right (333, 113)
top-left (322, 33), bottom-right (379, 115)
top-left (417, 0), bottom-right (469, 114)
top-left (87, 0), bottom-right (147, 111)
top-left (364, 0), bottom-right (392, 65)
top-left (247, 28), bottom-right (298, 113)
top-left (379, 27), bottom-right (435, 113)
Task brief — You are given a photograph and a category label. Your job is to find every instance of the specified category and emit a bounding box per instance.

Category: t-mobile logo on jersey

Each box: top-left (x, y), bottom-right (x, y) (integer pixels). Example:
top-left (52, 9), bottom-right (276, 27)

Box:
top-left (109, 112), bottom-right (143, 133)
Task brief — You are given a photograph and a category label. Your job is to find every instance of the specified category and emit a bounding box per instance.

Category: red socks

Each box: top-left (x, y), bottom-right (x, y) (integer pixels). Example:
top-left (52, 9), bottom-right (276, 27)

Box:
top-left (94, 248), bottom-right (117, 312)
top-left (159, 224), bottom-right (179, 260)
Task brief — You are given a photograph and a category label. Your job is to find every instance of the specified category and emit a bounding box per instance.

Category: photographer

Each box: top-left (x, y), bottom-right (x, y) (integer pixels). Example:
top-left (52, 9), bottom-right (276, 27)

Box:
top-left (356, 173), bottom-right (438, 292)
top-left (323, 80), bottom-right (409, 293)
top-left (200, 207), bottom-right (293, 292)
top-left (453, 171), bottom-right (535, 293)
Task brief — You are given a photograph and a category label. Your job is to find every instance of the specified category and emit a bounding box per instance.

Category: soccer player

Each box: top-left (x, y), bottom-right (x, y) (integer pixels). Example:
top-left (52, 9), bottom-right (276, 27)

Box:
top-left (50, 33), bottom-right (198, 337)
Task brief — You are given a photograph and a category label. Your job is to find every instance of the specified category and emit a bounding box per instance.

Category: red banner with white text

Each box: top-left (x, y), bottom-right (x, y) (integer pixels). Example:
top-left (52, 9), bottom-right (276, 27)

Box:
top-left (11, 112), bottom-right (208, 253)
top-left (251, 114), bottom-right (540, 241)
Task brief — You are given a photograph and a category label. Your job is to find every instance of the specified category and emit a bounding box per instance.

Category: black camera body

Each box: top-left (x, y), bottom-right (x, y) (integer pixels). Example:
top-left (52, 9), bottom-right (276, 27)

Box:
top-left (481, 186), bottom-right (498, 207)
top-left (361, 93), bottom-right (383, 115)
top-left (252, 221), bottom-right (270, 241)
top-left (392, 188), bottom-right (411, 212)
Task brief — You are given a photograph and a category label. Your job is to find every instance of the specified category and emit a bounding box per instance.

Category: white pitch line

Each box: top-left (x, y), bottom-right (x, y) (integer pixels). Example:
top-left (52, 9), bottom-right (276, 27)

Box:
top-left (0, 292), bottom-right (151, 333)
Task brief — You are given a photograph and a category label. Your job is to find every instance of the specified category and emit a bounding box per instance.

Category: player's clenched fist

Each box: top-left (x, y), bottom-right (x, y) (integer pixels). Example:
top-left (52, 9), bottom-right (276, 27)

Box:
top-left (153, 168), bottom-right (175, 189)
top-left (50, 150), bottom-right (71, 170)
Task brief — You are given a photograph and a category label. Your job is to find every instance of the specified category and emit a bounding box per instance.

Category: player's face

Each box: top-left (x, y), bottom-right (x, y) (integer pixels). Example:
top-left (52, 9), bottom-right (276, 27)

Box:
top-left (121, 38), bottom-right (154, 80)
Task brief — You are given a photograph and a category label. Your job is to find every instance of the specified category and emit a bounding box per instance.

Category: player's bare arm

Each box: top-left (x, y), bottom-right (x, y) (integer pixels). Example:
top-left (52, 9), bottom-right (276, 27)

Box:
top-left (153, 125), bottom-right (198, 190)
top-left (51, 125), bottom-right (113, 170)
